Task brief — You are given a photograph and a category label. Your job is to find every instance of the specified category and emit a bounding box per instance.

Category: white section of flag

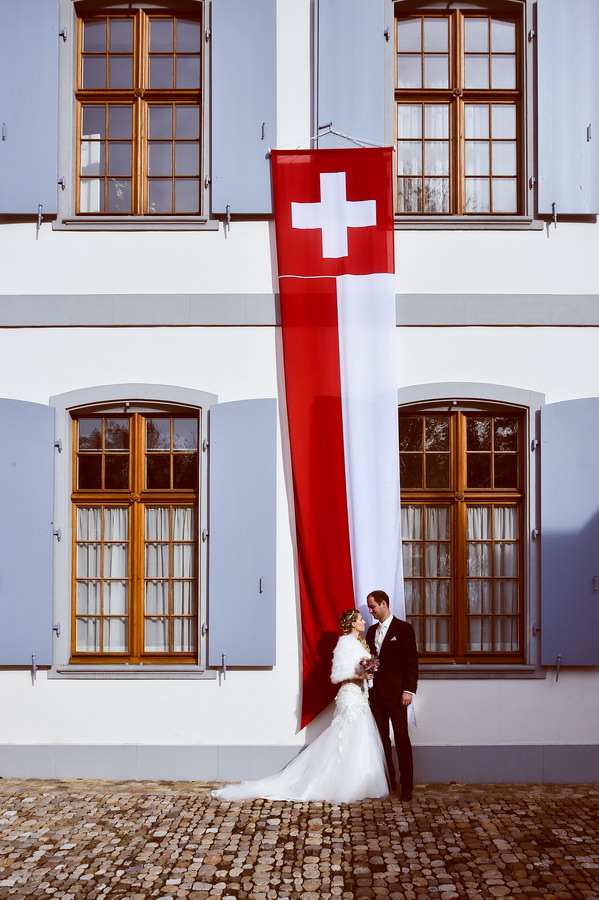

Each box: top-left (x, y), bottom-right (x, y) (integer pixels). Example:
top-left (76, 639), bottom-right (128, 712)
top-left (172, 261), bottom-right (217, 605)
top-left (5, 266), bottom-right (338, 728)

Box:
top-left (336, 272), bottom-right (404, 618)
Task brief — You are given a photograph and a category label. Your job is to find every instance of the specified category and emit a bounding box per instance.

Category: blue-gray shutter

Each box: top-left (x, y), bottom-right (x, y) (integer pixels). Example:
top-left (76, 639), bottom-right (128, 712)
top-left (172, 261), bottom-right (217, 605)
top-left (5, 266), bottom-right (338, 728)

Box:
top-left (0, 0), bottom-right (59, 215)
top-left (207, 398), bottom-right (276, 667)
top-left (540, 398), bottom-right (599, 666)
top-left (0, 399), bottom-right (55, 665)
top-left (211, 0), bottom-right (276, 214)
top-left (316, 0), bottom-right (386, 148)
top-left (537, 0), bottom-right (599, 215)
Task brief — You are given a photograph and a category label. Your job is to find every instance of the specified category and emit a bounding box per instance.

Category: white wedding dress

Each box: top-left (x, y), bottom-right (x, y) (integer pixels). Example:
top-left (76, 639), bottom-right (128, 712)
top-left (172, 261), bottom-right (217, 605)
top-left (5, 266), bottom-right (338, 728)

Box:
top-left (211, 634), bottom-right (389, 803)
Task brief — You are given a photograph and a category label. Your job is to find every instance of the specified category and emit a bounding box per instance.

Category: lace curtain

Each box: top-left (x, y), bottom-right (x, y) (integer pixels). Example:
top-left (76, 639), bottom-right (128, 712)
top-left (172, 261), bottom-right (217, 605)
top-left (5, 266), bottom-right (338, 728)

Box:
top-left (402, 505), bottom-right (451, 652)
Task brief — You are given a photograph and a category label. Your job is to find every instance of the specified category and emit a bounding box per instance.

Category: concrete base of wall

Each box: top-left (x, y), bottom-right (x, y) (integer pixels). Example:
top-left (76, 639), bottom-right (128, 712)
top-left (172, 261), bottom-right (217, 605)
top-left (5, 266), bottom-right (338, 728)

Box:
top-left (0, 745), bottom-right (598, 784)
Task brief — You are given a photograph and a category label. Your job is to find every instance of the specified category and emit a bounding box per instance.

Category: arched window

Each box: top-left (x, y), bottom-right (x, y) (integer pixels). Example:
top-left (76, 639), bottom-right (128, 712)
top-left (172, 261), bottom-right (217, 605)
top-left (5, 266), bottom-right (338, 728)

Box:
top-left (399, 400), bottom-right (525, 661)
top-left (394, 1), bottom-right (524, 215)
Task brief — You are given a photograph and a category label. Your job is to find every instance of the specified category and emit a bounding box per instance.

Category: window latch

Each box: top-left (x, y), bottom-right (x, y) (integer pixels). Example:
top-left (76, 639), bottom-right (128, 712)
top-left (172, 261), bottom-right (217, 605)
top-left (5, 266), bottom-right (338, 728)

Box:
top-left (36, 204), bottom-right (43, 240)
top-left (31, 655), bottom-right (37, 684)
top-left (555, 654), bottom-right (562, 682)
top-left (221, 653), bottom-right (227, 680)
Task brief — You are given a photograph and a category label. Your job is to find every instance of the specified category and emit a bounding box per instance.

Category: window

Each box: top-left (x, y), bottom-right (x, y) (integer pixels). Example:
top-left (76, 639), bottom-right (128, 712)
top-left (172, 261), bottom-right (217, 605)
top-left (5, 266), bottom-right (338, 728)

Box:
top-left (76, 8), bottom-right (202, 215)
top-left (71, 410), bottom-right (200, 662)
top-left (395, 4), bottom-right (523, 215)
top-left (399, 404), bottom-right (525, 662)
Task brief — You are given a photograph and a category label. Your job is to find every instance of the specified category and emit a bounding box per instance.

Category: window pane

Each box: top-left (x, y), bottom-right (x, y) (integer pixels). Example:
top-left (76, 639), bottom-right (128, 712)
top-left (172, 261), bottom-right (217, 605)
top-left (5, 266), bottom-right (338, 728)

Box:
top-left (173, 618), bottom-right (196, 652)
top-left (424, 142), bottom-right (448, 176)
top-left (397, 55), bottom-right (421, 89)
top-left (491, 20), bottom-right (516, 53)
top-left (467, 453), bottom-right (491, 487)
top-left (107, 142), bottom-right (132, 176)
top-left (150, 55), bottom-right (174, 89)
top-left (76, 580), bottom-right (101, 614)
top-left (492, 178), bottom-right (517, 213)
top-left (147, 417), bottom-right (171, 449)
top-left (150, 18), bottom-right (174, 52)
top-left (173, 455), bottom-right (198, 488)
top-left (494, 542), bottom-right (518, 575)
top-left (466, 507), bottom-right (491, 540)
top-left (149, 143), bottom-right (173, 176)
top-left (107, 178), bottom-right (131, 213)
top-left (402, 505), bottom-right (423, 539)
top-left (147, 454), bottom-right (171, 488)
top-left (108, 106), bottom-right (132, 139)
top-left (496, 580), bottom-right (518, 613)
top-left (176, 105), bottom-right (200, 139)
top-left (77, 543), bottom-right (100, 578)
top-left (145, 618), bottom-right (169, 652)
top-left (177, 20), bottom-right (202, 53)
top-left (492, 142), bottom-right (516, 176)
top-left (426, 542), bottom-right (450, 576)
top-left (81, 142), bottom-right (103, 177)
top-left (176, 56), bottom-right (201, 89)
top-left (465, 105), bottom-right (489, 140)
top-left (400, 417), bottom-right (423, 451)
top-left (467, 579), bottom-right (492, 613)
top-left (492, 105), bottom-right (516, 140)
top-left (76, 617), bottom-right (100, 652)
top-left (424, 105), bottom-right (448, 139)
top-left (400, 454), bottom-right (423, 488)
top-left (403, 545), bottom-right (423, 577)
top-left (426, 579), bottom-right (450, 613)
top-left (425, 416), bottom-right (449, 450)
top-left (105, 456), bottom-right (129, 489)
top-left (424, 179), bottom-right (449, 213)
top-left (148, 179), bottom-right (172, 213)
top-left (464, 18), bottom-right (488, 52)
top-left (77, 508), bottom-right (102, 541)
top-left (397, 19), bottom-right (421, 52)
top-left (146, 544), bottom-right (169, 578)
top-left (397, 105), bottom-right (421, 139)
top-left (466, 143), bottom-right (490, 176)
top-left (109, 56), bottom-right (132, 89)
top-left (492, 55), bottom-right (516, 89)
top-left (79, 419), bottom-right (102, 449)
top-left (174, 179), bottom-right (200, 213)
top-left (105, 418), bottom-right (129, 449)
top-left (495, 451), bottom-right (518, 486)
top-left (467, 542), bottom-right (491, 576)
top-left (465, 55), bottom-right (489, 89)
top-left (173, 543), bottom-right (194, 577)
top-left (494, 418), bottom-right (518, 451)
top-left (427, 506), bottom-right (450, 540)
top-left (109, 19), bottom-right (133, 52)
top-left (398, 142), bottom-right (422, 176)
top-left (78, 455), bottom-right (102, 489)
top-left (175, 144), bottom-right (200, 176)
top-left (82, 56), bottom-right (106, 89)
top-left (493, 507), bottom-right (518, 539)
top-left (465, 178), bottom-right (490, 212)
top-left (424, 55), bottom-right (448, 89)
top-left (105, 580), bottom-right (128, 614)
top-left (83, 20), bottom-right (106, 52)
top-left (426, 454), bottom-right (450, 488)
top-left (397, 178), bottom-right (421, 213)
top-left (82, 106), bottom-right (105, 139)
top-left (424, 18), bottom-right (448, 51)
top-left (79, 179), bottom-right (103, 212)
top-left (105, 617), bottom-right (127, 652)
top-left (173, 419), bottom-right (198, 449)
top-left (149, 106), bottom-right (173, 139)
top-left (145, 581), bottom-right (169, 615)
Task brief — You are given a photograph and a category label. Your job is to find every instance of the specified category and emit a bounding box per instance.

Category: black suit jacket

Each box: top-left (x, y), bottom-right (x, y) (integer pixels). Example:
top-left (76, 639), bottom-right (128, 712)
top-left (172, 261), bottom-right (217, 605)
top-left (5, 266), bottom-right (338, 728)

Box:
top-left (366, 616), bottom-right (418, 701)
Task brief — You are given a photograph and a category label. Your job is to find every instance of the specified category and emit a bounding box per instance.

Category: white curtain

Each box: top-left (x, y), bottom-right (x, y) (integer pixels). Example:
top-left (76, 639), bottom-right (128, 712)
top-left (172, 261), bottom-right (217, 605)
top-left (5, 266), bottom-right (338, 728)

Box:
top-left (401, 505), bottom-right (451, 651)
top-left (467, 506), bottom-right (518, 651)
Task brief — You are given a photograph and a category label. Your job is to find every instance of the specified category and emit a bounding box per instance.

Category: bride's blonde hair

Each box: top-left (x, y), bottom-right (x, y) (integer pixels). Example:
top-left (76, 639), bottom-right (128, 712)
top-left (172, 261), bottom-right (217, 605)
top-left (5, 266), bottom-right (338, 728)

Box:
top-left (338, 609), bottom-right (358, 634)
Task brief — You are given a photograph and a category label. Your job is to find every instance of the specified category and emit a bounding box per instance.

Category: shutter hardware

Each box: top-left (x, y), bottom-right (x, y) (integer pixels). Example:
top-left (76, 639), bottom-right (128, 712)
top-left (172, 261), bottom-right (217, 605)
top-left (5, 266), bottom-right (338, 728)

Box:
top-left (555, 654), bottom-right (562, 682)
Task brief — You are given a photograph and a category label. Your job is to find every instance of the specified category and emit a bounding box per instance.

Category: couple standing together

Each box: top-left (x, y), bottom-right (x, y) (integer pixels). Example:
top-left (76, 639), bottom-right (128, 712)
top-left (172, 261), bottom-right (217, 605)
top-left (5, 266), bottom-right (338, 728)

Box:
top-left (213, 589), bottom-right (419, 804)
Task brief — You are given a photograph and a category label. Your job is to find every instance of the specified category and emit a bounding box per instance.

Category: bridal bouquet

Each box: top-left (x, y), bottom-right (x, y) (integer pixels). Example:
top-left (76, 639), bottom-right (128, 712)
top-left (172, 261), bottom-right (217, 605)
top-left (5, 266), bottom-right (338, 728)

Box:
top-left (358, 657), bottom-right (380, 675)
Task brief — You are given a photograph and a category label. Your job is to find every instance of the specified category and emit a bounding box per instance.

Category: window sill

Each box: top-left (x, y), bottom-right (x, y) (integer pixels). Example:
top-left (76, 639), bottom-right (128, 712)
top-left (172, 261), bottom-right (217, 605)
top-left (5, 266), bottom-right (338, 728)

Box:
top-left (49, 664), bottom-right (217, 680)
top-left (395, 215), bottom-right (544, 231)
top-left (419, 664), bottom-right (545, 679)
top-left (53, 216), bottom-right (221, 232)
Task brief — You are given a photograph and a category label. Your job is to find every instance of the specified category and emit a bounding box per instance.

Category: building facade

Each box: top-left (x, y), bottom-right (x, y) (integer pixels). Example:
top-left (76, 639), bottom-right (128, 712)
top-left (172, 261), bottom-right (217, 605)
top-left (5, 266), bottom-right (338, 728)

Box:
top-left (0, 0), bottom-right (598, 782)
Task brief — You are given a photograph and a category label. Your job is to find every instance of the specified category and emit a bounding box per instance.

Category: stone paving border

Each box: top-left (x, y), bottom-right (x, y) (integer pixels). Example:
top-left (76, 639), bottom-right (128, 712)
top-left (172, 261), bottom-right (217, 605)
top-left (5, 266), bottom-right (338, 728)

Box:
top-left (0, 780), bottom-right (597, 899)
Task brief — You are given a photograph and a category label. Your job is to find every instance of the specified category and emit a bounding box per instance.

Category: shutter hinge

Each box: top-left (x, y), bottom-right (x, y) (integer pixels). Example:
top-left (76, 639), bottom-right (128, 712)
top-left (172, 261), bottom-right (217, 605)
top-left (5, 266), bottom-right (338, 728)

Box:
top-left (202, 438), bottom-right (209, 451)
top-left (1, 122), bottom-right (6, 141)
top-left (53, 528), bottom-right (62, 542)
top-left (531, 438), bottom-right (539, 451)
top-left (54, 439), bottom-right (62, 453)
top-left (59, 27), bottom-right (68, 42)
top-left (31, 655), bottom-right (38, 684)
top-left (36, 204), bottom-right (44, 240)
top-left (587, 124), bottom-right (592, 142)
top-left (204, 176), bottom-right (211, 190)
top-left (555, 654), bottom-right (562, 682)
top-left (528, 28), bottom-right (536, 42)
top-left (58, 177), bottom-right (66, 191)
top-left (53, 623), bottom-right (61, 637)
top-left (201, 529), bottom-right (209, 542)
top-left (383, 27), bottom-right (390, 42)
top-left (528, 175), bottom-right (536, 190)
top-left (201, 622), bottom-right (208, 636)
top-left (531, 528), bottom-right (540, 540)
top-left (205, 27), bottom-right (211, 42)
top-left (221, 652), bottom-right (227, 679)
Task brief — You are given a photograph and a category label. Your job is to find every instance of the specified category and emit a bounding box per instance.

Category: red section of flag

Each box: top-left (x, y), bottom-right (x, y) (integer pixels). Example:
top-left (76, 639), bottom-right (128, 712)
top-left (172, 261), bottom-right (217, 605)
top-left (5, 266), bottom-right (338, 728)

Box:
top-left (272, 147), bottom-right (395, 727)
top-left (272, 149), bottom-right (394, 278)
top-left (279, 277), bottom-right (355, 727)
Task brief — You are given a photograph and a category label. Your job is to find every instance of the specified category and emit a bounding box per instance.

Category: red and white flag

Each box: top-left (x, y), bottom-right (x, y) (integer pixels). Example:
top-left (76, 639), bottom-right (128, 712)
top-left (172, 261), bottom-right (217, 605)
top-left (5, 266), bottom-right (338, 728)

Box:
top-left (271, 148), bottom-right (403, 727)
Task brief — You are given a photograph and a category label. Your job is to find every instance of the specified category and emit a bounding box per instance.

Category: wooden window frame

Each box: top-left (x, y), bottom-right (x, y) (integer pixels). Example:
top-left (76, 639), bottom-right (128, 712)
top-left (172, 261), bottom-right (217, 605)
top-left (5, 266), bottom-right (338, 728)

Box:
top-left (394, 3), bottom-right (524, 217)
top-left (75, 5), bottom-right (203, 217)
top-left (400, 403), bottom-right (525, 663)
top-left (70, 410), bottom-right (200, 664)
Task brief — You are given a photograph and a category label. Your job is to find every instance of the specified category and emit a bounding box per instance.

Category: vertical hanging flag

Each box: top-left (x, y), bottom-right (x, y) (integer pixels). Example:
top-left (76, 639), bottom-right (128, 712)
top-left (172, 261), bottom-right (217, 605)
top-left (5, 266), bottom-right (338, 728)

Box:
top-left (272, 148), bottom-right (403, 727)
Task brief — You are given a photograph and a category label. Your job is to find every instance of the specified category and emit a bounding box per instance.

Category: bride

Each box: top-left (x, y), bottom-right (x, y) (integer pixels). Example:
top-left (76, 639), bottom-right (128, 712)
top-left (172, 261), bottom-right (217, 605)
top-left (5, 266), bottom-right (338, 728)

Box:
top-left (211, 609), bottom-right (389, 803)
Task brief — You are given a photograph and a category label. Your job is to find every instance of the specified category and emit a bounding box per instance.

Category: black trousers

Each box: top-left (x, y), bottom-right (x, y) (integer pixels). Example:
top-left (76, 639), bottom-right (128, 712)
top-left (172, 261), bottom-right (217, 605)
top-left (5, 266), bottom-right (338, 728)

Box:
top-left (369, 692), bottom-right (413, 792)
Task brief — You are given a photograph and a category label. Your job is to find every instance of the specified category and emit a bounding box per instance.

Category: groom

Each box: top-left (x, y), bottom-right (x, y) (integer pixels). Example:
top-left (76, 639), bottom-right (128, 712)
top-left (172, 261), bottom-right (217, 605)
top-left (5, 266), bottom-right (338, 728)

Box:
top-left (366, 589), bottom-right (419, 801)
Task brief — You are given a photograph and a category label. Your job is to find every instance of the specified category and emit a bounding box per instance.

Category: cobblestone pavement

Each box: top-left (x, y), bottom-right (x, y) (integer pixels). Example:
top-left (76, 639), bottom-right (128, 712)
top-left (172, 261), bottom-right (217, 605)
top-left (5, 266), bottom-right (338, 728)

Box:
top-left (0, 780), bottom-right (597, 899)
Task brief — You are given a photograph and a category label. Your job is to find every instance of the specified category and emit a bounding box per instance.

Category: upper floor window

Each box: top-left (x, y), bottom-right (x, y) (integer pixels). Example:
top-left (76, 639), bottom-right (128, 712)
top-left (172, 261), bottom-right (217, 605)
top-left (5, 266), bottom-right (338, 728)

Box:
top-left (71, 410), bottom-right (200, 663)
top-left (76, 9), bottom-right (202, 215)
top-left (395, 6), bottom-right (523, 215)
top-left (399, 404), bottom-right (525, 662)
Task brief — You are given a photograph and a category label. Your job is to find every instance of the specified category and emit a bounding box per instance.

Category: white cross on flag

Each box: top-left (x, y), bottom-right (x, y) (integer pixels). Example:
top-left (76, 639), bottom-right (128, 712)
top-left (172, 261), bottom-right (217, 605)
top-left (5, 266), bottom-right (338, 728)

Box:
top-left (271, 148), bottom-right (404, 727)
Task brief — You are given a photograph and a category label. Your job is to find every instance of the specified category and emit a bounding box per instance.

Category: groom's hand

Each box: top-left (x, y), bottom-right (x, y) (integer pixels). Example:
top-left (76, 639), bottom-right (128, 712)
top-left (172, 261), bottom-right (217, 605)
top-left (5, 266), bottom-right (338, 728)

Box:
top-left (401, 692), bottom-right (412, 707)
